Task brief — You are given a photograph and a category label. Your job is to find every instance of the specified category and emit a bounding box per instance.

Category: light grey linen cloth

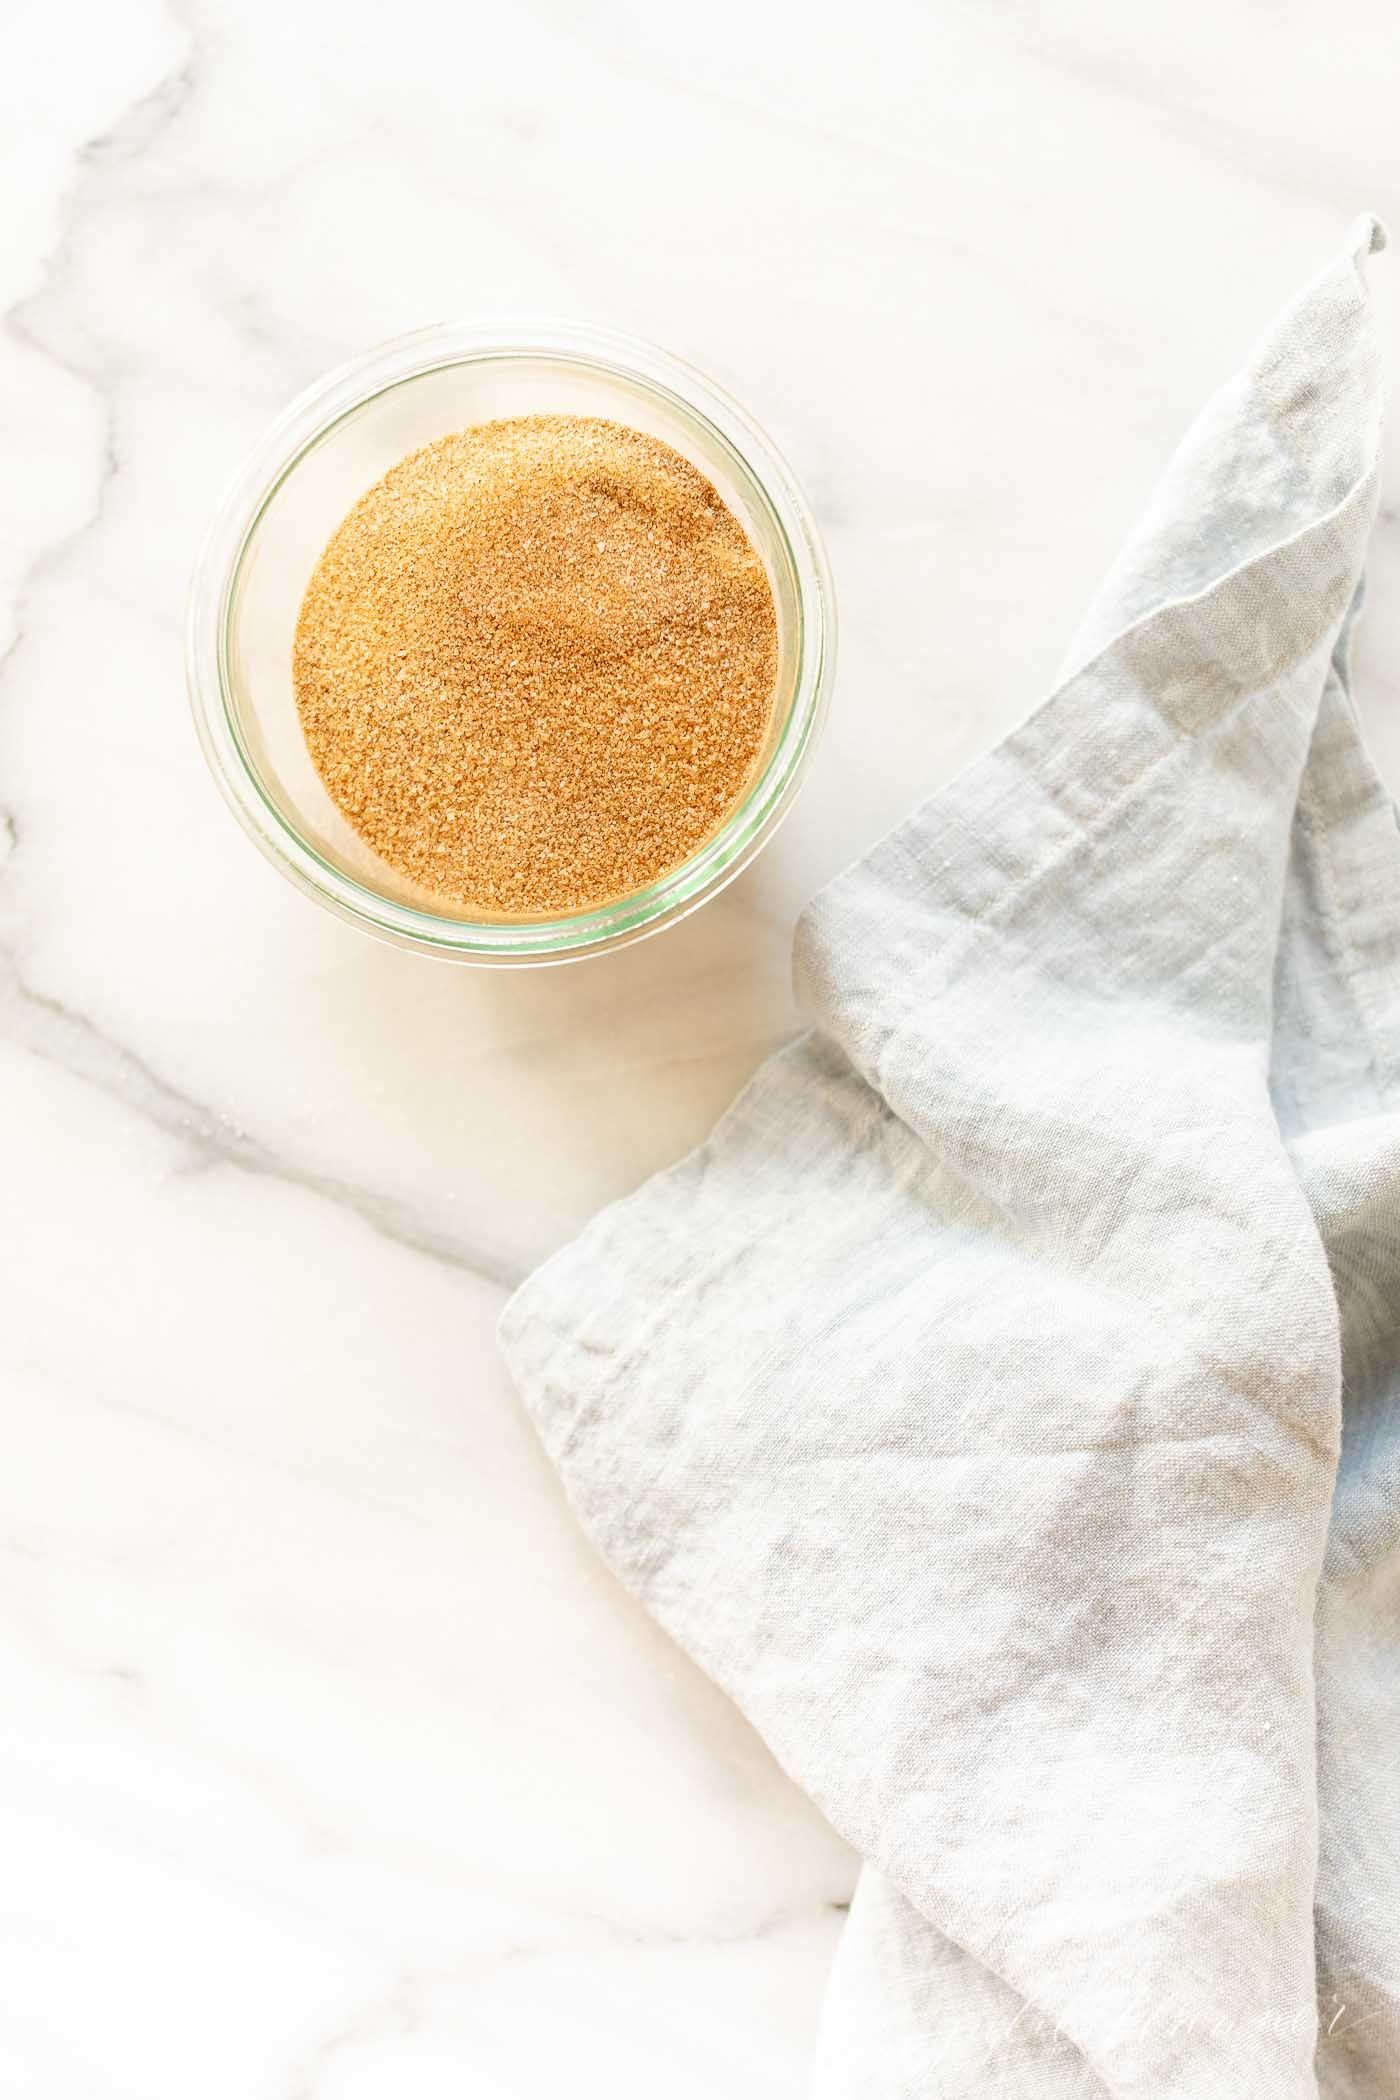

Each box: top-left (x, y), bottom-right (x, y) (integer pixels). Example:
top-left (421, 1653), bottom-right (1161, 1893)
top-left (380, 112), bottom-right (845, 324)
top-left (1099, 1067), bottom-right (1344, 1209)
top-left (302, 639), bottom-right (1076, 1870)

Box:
top-left (500, 219), bottom-right (1399, 2099)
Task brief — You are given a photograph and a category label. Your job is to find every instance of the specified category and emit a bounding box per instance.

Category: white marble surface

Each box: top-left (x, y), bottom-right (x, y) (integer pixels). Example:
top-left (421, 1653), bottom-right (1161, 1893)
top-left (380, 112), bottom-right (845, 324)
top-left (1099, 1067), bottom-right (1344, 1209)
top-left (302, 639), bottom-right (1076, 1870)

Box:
top-left (4, 4), bottom-right (1400, 2093)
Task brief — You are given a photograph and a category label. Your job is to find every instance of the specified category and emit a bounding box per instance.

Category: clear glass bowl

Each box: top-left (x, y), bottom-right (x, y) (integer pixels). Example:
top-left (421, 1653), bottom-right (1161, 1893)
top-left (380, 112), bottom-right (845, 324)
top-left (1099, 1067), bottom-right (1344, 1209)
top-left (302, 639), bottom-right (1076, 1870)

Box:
top-left (187, 321), bottom-right (835, 964)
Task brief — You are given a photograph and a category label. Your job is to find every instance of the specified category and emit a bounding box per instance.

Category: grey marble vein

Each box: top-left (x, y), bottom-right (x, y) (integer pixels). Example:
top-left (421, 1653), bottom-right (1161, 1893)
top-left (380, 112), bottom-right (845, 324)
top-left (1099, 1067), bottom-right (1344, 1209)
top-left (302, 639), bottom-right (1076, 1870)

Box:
top-left (0, 950), bottom-right (523, 1285)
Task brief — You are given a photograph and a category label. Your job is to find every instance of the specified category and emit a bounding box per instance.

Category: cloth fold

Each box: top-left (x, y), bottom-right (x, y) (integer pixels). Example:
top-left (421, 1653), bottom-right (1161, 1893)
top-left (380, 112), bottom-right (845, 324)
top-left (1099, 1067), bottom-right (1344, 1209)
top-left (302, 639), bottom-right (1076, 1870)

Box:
top-left (501, 218), bottom-right (1399, 2099)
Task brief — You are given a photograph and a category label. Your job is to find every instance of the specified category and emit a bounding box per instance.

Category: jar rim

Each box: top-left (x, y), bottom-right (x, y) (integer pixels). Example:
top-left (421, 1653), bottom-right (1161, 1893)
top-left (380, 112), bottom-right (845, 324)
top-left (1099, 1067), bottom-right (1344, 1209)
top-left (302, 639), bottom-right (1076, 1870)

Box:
top-left (186, 320), bottom-right (836, 964)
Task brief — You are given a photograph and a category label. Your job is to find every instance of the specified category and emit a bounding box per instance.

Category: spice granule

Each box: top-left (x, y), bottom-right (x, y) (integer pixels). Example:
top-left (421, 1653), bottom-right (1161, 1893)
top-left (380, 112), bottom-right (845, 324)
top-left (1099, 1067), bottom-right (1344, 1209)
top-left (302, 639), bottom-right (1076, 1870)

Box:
top-left (293, 414), bottom-right (779, 915)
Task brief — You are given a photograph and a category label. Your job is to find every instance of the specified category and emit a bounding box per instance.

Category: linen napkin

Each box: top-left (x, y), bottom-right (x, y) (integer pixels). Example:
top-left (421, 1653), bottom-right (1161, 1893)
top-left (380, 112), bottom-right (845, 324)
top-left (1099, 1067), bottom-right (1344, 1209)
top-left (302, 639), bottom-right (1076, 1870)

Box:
top-left (500, 219), bottom-right (1399, 2099)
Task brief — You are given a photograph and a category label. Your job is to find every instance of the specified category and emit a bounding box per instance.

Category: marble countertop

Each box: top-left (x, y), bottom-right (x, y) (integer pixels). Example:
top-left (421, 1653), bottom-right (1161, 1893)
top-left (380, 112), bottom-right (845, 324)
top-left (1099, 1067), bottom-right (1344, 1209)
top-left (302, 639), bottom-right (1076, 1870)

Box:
top-left (5, 5), bottom-right (1399, 2094)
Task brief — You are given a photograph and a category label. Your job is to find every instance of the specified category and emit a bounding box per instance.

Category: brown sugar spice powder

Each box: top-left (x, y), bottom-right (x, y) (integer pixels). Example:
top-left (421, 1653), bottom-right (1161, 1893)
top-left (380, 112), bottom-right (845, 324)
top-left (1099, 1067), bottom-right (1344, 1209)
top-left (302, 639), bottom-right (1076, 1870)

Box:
top-left (292, 415), bottom-right (779, 916)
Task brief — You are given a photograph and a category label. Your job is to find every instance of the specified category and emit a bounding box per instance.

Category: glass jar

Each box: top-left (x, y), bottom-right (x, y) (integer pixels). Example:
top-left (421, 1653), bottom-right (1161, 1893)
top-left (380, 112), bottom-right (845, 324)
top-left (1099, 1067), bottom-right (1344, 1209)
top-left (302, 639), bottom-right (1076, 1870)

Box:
top-left (186, 322), bottom-right (835, 964)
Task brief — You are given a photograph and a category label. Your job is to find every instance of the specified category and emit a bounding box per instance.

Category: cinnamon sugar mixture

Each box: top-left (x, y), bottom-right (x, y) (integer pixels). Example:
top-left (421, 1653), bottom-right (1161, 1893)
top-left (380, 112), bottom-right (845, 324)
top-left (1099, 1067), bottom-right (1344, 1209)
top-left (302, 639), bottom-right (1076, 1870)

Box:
top-left (293, 415), bottom-right (779, 915)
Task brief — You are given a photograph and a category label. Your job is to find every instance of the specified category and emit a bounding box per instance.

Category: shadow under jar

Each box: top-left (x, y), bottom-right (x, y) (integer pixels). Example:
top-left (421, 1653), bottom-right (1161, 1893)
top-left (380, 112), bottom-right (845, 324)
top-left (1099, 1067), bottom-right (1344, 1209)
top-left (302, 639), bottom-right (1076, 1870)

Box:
top-left (187, 323), bottom-right (836, 964)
